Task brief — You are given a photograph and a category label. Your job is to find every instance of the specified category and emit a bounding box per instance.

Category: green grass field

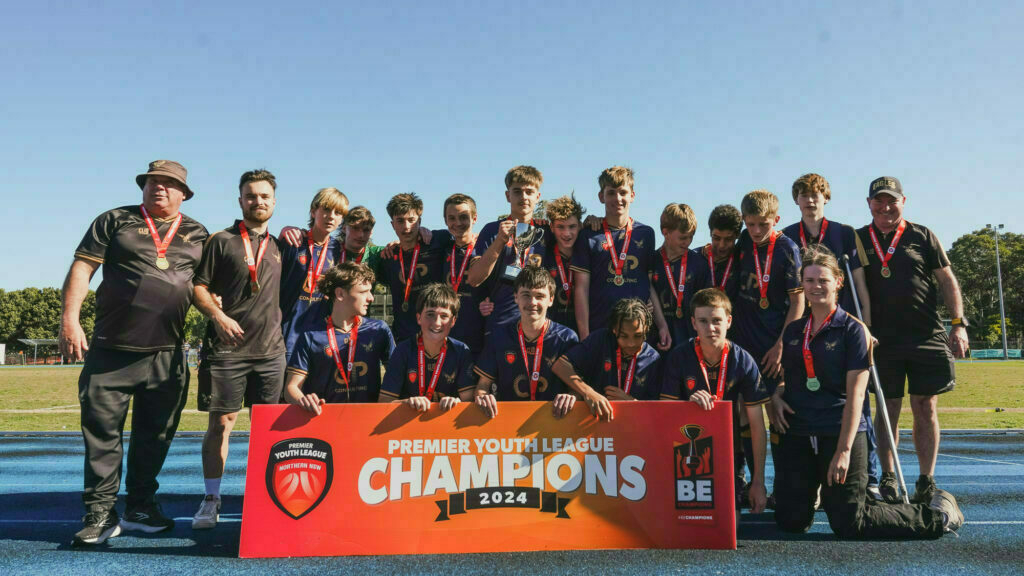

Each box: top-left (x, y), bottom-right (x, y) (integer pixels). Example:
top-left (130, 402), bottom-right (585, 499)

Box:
top-left (1, 361), bottom-right (1022, 432)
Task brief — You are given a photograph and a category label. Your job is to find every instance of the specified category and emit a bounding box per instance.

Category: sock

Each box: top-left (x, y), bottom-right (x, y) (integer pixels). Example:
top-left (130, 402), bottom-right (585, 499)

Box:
top-left (204, 478), bottom-right (222, 498)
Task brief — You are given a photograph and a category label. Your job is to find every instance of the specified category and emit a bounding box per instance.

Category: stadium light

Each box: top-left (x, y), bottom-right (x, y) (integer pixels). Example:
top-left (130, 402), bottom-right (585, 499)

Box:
top-left (986, 224), bottom-right (1009, 361)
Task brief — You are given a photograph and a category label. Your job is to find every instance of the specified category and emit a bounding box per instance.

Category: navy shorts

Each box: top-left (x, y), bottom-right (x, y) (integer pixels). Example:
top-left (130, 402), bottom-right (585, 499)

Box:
top-left (874, 334), bottom-right (955, 399)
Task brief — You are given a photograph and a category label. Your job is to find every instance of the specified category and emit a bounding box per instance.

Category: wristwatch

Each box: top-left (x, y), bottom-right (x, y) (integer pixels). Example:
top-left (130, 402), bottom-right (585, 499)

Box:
top-left (951, 317), bottom-right (969, 328)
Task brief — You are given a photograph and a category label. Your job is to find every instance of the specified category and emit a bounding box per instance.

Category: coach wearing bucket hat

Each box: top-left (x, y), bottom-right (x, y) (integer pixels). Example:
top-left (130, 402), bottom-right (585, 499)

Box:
top-left (59, 160), bottom-right (208, 545)
top-left (854, 176), bottom-right (969, 506)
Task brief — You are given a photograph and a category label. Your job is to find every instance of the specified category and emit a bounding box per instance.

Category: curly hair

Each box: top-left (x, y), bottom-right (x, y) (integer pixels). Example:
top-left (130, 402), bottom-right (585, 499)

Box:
top-left (608, 298), bottom-right (653, 336)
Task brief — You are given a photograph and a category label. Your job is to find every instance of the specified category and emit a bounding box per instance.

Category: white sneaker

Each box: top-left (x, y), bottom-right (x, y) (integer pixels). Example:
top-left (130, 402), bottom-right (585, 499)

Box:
top-left (192, 494), bottom-right (221, 529)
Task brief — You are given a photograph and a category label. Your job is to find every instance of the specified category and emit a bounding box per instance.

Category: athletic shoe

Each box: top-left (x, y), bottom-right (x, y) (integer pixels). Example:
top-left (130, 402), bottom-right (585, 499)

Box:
top-left (866, 485), bottom-right (883, 501)
top-left (929, 489), bottom-right (964, 534)
top-left (72, 507), bottom-right (122, 546)
top-left (913, 475), bottom-right (938, 504)
top-left (192, 494), bottom-right (221, 529)
top-left (878, 472), bottom-right (901, 504)
top-left (121, 502), bottom-right (174, 533)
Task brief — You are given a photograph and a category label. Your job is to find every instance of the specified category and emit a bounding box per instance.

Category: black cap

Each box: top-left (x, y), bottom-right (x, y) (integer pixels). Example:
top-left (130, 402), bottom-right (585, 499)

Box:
top-left (869, 176), bottom-right (903, 199)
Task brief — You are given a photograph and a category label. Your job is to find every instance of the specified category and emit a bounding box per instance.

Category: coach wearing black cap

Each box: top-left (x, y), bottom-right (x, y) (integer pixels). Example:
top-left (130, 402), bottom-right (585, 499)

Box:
top-left (854, 176), bottom-right (969, 505)
top-left (59, 160), bottom-right (209, 545)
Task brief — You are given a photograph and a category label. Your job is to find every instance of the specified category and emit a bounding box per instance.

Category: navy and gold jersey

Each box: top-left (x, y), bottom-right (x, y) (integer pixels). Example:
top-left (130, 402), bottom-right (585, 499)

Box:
top-left (74, 205), bottom-right (208, 352)
top-left (660, 338), bottom-right (768, 406)
top-left (700, 244), bottom-right (741, 300)
top-left (733, 230), bottom-right (802, 356)
top-left (279, 235), bottom-right (342, 361)
top-left (287, 317), bottom-right (395, 403)
top-left (780, 306), bottom-right (872, 436)
top-left (472, 220), bottom-right (549, 335)
top-left (651, 248), bottom-right (710, 346)
top-left (540, 249), bottom-right (578, 335)
top-left (443, 236), bottom-right (488, 355)
top-left (474, 320), bottom-right (579, 401)
top-left (562, 328), bottom-right (662, 400)
top-left (380, 336), bottom-right (476, 401)
top-left (570, 220), bottom-right (656, 332)
top-left (782, 219), bottom-right (862, 315)
top-left (378, 235), bottom-right (446, 343)
top-left (855, 221), bottom-right (951, 346)
top-left (194, 221), bottom-right (286, 360)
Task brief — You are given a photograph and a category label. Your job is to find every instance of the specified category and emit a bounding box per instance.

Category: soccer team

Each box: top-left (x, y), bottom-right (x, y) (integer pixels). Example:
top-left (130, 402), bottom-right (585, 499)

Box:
top-left (59, 160), bottom-right (967, 546)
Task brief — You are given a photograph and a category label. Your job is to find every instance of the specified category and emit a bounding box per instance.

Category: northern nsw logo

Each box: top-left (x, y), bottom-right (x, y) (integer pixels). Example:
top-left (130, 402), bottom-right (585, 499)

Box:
top-left (674, 424), bottom-right (714, 510)
top-left (267, 438), bottom-right (333, 520)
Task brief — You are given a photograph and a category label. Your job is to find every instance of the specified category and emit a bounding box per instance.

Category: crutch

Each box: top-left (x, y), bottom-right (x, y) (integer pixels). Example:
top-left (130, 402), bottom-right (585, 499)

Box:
top-left (842, 254), bottom-right (910, 504)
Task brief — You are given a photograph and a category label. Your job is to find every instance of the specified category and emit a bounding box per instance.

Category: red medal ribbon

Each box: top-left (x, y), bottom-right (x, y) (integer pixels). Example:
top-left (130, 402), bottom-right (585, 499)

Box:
top-left (398, 243), bottom-right (422, 308)
top-left (706, 245), bottom-right (734, 291)
top-left (306, 232), bottom-right (330, 295)
top-left (802, 307), bottom-right (837, 379)
top-left (139, 205), bottom-right (182, 263)
top-left (417, 335), bottom-right (448, 400)
top-left (798, 218), bottom-right (829, 248)
top-left (602, 218), bottom-right (634, 279)
top-left (326, 315), bottom-right (361, 390)
top-left (517, 320), bottom-right (549, 401)
top-left (868, 220), bottom-right (907, 273)
top-left (751, 232), bottom-right (778, 306)
top-left (554, 249), bottom-right (573, 300)
top-left (694, 337), bottom-right (730, 401)
top-left (238, 222), bottom-right (270, 287)
top-left (340, 246), bottom-right (366, 264)
top-left (616, 346), bottom-right (639, 395)
top-left (450, 238), bottom-right (476, 293)
top-left (660, 249), bottom-right (688, 313)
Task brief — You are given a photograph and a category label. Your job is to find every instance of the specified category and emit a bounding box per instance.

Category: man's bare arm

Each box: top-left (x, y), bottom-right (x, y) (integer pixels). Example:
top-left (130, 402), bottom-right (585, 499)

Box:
top-left (59, 258), bottom-right (100, 361)
top-left (935, 266), bottom-right (969, 357)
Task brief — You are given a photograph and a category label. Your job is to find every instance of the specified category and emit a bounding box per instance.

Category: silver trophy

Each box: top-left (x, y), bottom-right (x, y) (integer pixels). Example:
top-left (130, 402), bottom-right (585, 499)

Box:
top-left (500, 221), bottom-right (544, 282)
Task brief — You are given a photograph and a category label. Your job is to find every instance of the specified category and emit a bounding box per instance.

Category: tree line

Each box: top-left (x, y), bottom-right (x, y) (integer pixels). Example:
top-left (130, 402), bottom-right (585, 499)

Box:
top-left (1, 227), bottom-right (1020, 353)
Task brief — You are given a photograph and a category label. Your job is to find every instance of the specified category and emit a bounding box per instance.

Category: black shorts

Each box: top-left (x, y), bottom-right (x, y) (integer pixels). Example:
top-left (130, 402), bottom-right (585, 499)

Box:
top-left (198, 354), bottom-right (286, 413)
top-left (874, 334), bottom-right (955, 399)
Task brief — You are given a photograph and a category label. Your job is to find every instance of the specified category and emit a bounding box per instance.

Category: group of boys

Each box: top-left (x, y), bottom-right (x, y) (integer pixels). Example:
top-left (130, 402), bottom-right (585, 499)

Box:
top-left (61, 160), bottom-right (967, 546)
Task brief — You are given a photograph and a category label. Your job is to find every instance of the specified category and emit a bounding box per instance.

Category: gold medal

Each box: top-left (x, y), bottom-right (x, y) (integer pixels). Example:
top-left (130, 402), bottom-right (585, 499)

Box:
top-left (759, 297), bottom-right (769, 309)
top-left (675, 308), bottom-right (683, 319)
top-left (251, 279), bottom-right (261, 294)
top-left (613, 275), bottom-right (624, 286)
top-left (401, 301), bottom-right (409, 312)
top-left (155, 257), bottom-right (169, 270)
top-left (806, 377), bottom-right (821, 392)
top-left (880, 266), bottom-right (892, 278)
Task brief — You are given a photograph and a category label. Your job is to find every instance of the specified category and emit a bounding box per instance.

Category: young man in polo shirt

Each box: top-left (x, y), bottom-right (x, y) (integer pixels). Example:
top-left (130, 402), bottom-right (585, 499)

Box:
top-left (540, 194), bottom-right (585, 334)
top-left (61, 160), bottom-right (208, 545)
top-left (572, 166), bottom-right (669, 350)
top-left (434, 194), bottom-right (488, 356)
top-left (855, 176), bottom-right (969, 504)
top-left (652, 203), bottom-right (709, 346)
top-left (278, 187), bottom-right (348, 361)
top-left (192, 169), bottom-right (287, 530)
top-left (285, 262), bottom-right (396, 412)
top-left (467, 165), bottom-right (549, 336)
top-left (702, 205), bottom-right (743, 298)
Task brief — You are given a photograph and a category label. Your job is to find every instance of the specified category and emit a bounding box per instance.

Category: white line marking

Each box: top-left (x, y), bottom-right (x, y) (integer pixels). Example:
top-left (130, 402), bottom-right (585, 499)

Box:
top-left (930, 451), bottom-right (1024, 467)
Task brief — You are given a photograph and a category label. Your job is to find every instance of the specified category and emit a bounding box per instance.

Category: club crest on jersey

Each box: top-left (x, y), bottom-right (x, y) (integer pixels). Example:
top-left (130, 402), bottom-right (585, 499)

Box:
top-left (324, 346), bottom-right (333, 357)
top-left (674, 425), bottom-right (715, 511)
top-left (603, 360), bottom-right (612, 372)
top-left (407, 370), bottom-right (418, 383)
top-left (267, 438), bottom-right (333, 520)
top-left (298, 253), bottom-right (308, 265)
top-left (686, 377), bottom-right (696, 391)
top-left (506, 352), bottom-right (516, 365)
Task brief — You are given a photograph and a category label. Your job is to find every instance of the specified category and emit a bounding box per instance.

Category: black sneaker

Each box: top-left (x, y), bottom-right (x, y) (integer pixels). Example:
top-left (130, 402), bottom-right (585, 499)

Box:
top-left (121, 502), bottom-right (174, 533)
top-left (72, 507), bottom-right (122, 546)
top-left (912, 475), bottom-right (937, 504)
top-left (879, 472), bottom-right (901, 504)
top-left (929, 489), bottom-right (964, 534)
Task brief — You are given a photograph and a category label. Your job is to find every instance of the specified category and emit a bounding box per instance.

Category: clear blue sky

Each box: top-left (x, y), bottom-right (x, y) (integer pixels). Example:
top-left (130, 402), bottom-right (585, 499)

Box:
top-left (2, 1), bottom-right (1021, 290)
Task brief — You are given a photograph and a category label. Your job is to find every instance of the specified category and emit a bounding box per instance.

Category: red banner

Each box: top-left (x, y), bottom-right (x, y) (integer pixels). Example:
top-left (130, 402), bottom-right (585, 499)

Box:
top-left (239, 401), bottom-right (735, 557)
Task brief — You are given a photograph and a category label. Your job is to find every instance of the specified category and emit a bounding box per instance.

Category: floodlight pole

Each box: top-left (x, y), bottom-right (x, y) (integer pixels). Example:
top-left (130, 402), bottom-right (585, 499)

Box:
top-left (987, 224), bottom-right (1010, 360)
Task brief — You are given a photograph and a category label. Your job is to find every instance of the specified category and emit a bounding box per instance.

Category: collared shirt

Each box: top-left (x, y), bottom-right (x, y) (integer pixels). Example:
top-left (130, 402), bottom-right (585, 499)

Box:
top-left (279, 235), bottom-right (342, 361)
top-left (733, 230), bottom-right (802, 355)
top-left (471, 220), bottom-right (550, 334)
top-left (74, 205), bottom-right (208, 352)
top-left (570, 220), bottom-right (657, 331)
top-left (540, 248), bottom-right (578, 336)
top-left (194, 220), bottom-right (285, 360)
top-left (562, 328), bottom-right (662, 400)
top-left (378, 235), bottom-right (446, 343)
top-left (379, 336), bottom-right (476, 401)
top-left (474, 320), bottom-right (579, 401)
top-left (700, 244), bottom-right (741, 299)
top-left (780, 306), bottom-right (872, 436)
top-left (782, 219), bottom-right (862, 315)
top-left (855, 221), bottom-right (951, 345)
top-left (286, 316), bottom-right (395, 403)
top-left (659, 338), bottom-right (768, 405)
top-left (651, 248), bottom-right (710, 345)
top-left (441, 233), bottom-right (488, 355)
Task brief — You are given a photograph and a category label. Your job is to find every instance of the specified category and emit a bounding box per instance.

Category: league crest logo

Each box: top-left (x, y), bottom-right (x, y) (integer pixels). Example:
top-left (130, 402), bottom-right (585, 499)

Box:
top-left (267, 438), bottom-right (333, 520)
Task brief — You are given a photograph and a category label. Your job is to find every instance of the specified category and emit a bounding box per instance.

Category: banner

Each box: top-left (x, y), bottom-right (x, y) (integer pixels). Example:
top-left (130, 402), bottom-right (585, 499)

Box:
top-left (239, 401), bottom-right (735, 557)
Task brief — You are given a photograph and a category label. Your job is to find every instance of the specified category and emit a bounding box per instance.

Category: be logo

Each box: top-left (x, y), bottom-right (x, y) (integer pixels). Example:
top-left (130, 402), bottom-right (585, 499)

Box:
top-left (673, 424), bottom-right (714, 509)
top-left (266, 438), bottom-right (333, 519)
